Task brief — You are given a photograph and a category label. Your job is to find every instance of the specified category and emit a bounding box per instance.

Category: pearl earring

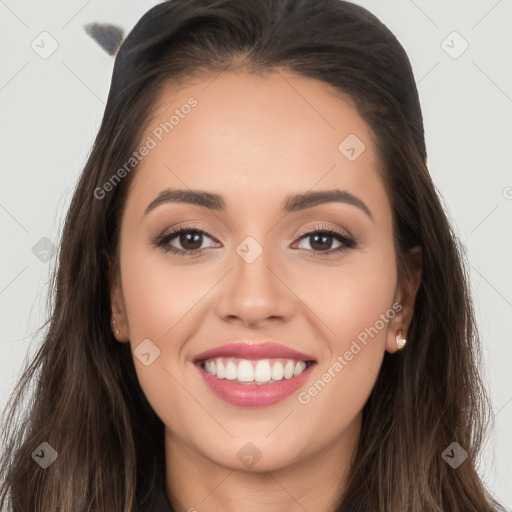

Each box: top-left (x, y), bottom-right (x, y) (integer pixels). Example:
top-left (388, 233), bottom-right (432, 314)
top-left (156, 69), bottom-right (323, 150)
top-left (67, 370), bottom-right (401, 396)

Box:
top-left (396, 330), bottom-right (407, 350)
top-left (111, 318), bottom-right (120, 336)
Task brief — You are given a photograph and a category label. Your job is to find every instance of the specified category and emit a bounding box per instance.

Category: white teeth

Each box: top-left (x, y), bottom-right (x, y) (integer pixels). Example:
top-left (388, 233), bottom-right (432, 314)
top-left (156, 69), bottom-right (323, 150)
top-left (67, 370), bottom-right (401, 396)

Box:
top-left (294, 361), bottom-right (306, 376)
top-left (254, 360), bottom-right (272, 382)
top-left (216, 360), bottom-right (225, 378)
top-left (237, 360), bottom-right (254, 382)
top-left (202, 357), bottom-right (311, 383)
top-left (271, 361), bottom-right (284, 381)
top-left (284, 360), bottom-right (295, 379)
top-left (225, 361), bottom-right (238, 380)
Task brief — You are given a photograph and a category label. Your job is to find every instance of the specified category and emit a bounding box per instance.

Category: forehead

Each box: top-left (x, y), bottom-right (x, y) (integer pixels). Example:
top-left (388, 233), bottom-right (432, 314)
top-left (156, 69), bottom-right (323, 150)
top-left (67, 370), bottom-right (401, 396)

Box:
top-left (124, 70), bottom-right (389, 222)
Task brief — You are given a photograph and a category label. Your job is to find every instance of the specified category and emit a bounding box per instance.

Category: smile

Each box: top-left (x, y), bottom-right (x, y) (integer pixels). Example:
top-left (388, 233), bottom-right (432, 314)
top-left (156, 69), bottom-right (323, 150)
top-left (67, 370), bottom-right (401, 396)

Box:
top-left (196, 357), bottom-right (316, 408)
top-left (201, 357), bottom-right (312, 384)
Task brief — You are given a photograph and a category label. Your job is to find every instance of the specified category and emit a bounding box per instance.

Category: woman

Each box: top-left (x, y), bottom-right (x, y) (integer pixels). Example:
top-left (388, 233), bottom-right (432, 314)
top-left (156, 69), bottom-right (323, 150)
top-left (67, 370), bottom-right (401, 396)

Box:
top-left (0, 0), bottom-right (506, 510)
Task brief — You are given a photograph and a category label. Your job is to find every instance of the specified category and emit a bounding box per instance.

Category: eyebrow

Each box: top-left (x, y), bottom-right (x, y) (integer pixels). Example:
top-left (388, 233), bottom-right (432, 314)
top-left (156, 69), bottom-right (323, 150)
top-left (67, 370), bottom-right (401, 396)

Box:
top-left (143, 188), bottom-right (373, 220)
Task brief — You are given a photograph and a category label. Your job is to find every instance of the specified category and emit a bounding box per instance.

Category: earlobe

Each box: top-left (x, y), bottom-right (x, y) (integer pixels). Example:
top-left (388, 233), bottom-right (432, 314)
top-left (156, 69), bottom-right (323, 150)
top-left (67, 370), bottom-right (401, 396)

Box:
top-left (385, 306), bottom-right (407, 354)
top-left (109, 266), bottom-right (130, 343)
top-left (385, 246), bottom-right (422, 354)
top-left (111, 317), bottom-right (122, 337)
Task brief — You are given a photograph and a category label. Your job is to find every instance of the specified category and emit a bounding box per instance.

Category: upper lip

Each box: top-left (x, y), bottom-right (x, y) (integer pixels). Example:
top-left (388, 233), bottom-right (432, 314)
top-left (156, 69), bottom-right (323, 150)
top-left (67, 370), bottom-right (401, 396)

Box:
top-left (193, 342), bottom-right (316, 362)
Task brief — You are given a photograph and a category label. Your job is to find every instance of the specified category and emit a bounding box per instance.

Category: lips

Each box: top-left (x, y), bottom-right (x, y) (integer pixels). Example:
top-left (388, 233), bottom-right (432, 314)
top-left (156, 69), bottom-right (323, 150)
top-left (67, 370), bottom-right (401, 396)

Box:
top-left (193, 341), bottom-right (316, 362)
top-left (193, 341), bottom-right (317, 407)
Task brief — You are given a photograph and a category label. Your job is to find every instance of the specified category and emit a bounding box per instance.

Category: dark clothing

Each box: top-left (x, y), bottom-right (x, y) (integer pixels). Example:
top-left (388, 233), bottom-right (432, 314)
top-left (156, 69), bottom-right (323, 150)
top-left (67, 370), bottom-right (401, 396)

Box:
top-left (142, 482), bottom-right (174, 512)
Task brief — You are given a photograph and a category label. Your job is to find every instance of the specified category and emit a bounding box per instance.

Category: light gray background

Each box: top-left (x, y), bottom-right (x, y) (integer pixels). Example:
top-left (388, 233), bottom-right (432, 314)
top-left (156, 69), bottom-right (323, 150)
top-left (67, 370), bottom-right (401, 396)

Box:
top-left (1, 0), bottom-right (511, 508)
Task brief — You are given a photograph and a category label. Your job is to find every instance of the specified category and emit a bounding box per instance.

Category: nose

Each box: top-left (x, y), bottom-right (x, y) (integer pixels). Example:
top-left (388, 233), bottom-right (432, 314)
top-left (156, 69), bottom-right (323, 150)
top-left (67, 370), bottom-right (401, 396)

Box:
top-left (215, 241), bottom-right (295, 329)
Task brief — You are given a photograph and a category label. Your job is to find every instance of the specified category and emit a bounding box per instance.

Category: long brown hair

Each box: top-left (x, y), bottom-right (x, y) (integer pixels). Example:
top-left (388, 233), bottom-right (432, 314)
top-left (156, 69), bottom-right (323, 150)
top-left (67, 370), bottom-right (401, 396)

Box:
top-left (0, 1), bottom-right (506, 510)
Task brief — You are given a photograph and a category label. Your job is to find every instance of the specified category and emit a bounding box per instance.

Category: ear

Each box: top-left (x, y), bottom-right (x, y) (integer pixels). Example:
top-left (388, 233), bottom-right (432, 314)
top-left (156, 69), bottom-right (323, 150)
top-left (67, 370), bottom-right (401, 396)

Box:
top-left (109, 260), bottom-right (130, 344)
top-left (385, 246), bottom-right (422, 354)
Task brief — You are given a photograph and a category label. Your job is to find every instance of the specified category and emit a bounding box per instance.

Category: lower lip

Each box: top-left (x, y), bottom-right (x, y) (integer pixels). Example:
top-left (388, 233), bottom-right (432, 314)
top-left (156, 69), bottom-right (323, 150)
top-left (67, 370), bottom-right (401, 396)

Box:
top-left (196, 362), bottom-right (316, 408)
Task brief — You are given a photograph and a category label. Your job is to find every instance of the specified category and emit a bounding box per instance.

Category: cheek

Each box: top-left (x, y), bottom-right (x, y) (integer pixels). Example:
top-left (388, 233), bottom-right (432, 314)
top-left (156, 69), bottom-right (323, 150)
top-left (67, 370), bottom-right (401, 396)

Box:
top-left (118, 248), bottom-right (210, 432)
top-left (119, 242), bottom-right (212, 342)
top-left (296, 245), bottom-right (397, 352)
top-left (294, 249), bottom-right (397, 431)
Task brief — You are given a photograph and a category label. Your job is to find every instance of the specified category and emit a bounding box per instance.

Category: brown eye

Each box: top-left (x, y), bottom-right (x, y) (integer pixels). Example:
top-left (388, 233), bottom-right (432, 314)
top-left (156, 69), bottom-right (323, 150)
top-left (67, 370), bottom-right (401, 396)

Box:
top-left (300, 232), bottom-right (339, 251)
top-left (176, 231), bottom-right (204, 251)
top-left (293, 225), bottom-right (356, 257)
top-left (154, 226), bottom-right (219, 255)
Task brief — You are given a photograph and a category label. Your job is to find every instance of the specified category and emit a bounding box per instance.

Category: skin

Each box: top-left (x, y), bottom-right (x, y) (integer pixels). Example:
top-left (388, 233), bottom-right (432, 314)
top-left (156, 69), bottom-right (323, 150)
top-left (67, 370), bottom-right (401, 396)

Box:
top-left (110, 69), bottom-right (421, 512)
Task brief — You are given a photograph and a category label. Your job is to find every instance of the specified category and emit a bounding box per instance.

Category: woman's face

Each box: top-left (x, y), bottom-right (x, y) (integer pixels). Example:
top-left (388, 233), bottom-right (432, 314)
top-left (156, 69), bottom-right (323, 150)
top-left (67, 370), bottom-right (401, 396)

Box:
top-left (111, 70), bottom-right (417, 473)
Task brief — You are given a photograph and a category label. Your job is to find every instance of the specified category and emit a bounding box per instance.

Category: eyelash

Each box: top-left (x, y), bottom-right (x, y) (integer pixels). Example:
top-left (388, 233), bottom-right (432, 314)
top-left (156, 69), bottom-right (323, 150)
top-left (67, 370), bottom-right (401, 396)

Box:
top-left (152, 223), bottom-right (357, 258)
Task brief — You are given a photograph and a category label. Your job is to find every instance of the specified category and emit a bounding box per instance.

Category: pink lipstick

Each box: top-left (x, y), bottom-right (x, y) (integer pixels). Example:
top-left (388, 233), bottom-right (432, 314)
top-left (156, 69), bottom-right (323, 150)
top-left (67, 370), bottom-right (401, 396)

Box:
top-left (194, 342), bottom-right (316, 407)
